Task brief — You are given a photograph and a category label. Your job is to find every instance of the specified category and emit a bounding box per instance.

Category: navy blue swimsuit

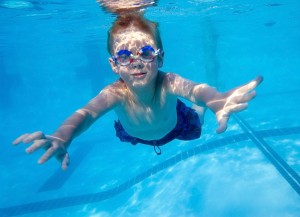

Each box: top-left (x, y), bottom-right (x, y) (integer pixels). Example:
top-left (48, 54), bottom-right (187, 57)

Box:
top-left (114, 100), bottom-right (202, 154)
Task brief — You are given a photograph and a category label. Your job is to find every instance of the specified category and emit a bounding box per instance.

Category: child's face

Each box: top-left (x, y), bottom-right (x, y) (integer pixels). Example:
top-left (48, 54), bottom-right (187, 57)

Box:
top-left (109, 29), bottom-right (163, 89)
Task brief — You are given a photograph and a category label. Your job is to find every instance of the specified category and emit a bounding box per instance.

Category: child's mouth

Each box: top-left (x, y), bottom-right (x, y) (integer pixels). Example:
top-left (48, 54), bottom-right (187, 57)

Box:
top-left (131, 72), bottom-right (147, 78)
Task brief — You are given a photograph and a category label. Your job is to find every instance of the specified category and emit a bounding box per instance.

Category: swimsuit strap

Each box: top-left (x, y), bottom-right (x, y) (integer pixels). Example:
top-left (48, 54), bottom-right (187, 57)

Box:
top-left (153, 146), bottom-right (162, 155)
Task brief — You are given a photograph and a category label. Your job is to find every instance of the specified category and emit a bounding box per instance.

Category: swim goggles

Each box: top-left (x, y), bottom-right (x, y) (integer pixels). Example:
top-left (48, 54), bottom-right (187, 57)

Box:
top-left (112, 45), bottom-right (161, 66)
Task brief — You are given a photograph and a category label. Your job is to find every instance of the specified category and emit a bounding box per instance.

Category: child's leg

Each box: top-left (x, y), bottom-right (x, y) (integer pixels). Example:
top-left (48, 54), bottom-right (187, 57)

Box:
top-left (192, 104), bottom-right (206, 125)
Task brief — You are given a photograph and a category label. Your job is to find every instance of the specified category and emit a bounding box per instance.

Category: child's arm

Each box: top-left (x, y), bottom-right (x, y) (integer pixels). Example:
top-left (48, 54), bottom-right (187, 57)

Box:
top-left (165, 73), bottom-right (263, 133)
top-left (12, 87), bottom-right (120, 170)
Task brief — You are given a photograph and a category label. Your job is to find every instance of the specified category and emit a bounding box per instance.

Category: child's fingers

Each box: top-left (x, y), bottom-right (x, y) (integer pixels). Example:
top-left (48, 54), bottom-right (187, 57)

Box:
top-left (13, 131), bottom-right (45, 145)
top-left (25, 139), bottom-right (50, 154)
top-left (216, 110), bottom-right (229, 134)
top-left (245, 76), bottom-right (263, 91)
top-left (23, 131), bottom-right (45, 143)
top-left (223, 91), bottom-right (255, 108)
top-left (216, 117), bottom-right (228, 134)
top-left (61, 153), bottom-right (70, 170)
top-left (226, 103), bottom-right (248, 113)
top-left (234, 76), bottom-right (263, 95)
top-left (237, 91), bottom-right (256, 103)
top-left (38, 147), bottom-right (56, 164)
top-left (216, 102), bottom-right (249, 133)
top-left (255, 75), bottom-right (264, 86)
top-left (12, 133), bottom-right (30, 145)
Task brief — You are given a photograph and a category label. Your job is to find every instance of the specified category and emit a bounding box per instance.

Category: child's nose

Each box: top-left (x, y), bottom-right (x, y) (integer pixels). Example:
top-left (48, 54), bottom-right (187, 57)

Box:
top-left (130, 59), bottom-right (144, 69)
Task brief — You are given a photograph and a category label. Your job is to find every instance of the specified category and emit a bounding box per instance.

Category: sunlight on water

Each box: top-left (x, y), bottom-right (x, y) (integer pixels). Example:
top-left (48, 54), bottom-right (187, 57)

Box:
top-left (0, 0), bottom-right (34, 9)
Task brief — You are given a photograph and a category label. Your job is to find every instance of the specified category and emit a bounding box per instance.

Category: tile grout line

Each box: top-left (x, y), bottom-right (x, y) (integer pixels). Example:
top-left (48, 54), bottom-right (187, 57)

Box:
top-left (233, 114), bottom-right (300, 196)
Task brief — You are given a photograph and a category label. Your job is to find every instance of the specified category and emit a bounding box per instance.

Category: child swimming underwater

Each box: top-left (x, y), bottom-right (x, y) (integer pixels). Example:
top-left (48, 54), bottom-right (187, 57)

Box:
top-left (13, 13), bottom-right (263, 170)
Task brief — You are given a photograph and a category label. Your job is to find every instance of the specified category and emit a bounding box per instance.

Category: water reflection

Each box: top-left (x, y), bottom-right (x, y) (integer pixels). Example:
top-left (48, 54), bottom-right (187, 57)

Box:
top-left (0, 0), bottom-right (36, 9)
top-left (0, 0), bottom-right (67, 10)
top-left (97, 0), bottom-right (157, 14)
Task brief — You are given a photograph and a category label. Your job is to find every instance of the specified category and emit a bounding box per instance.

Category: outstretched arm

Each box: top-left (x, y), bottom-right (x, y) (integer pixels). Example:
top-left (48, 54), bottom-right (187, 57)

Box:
top-left (165, 73), bottom-right (263, 133)
top-left (12, 87), bottom-right (119, 170)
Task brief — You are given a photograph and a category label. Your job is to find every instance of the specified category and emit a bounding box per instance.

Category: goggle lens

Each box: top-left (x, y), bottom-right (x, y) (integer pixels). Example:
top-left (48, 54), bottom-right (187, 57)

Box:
top-left (139, 46), bottom-right (155, 62)
top-left (116, 50), bottom-right (132, 66)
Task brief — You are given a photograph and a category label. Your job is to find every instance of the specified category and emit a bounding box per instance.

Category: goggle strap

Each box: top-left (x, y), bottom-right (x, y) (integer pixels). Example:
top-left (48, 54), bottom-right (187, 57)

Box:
top-left (154, 49), bottom-right (161, 56)
top-left (112, 55), bottom-right (117, 63)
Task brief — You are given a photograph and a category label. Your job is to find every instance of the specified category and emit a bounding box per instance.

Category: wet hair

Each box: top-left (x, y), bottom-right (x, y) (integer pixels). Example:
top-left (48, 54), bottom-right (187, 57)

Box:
top-left (107, 13), bottom-right (163, 54)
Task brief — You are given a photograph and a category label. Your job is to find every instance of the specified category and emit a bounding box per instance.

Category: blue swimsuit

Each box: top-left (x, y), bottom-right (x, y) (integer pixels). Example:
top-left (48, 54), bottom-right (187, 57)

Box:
top-left (114, 100), bottom-right (202, 154)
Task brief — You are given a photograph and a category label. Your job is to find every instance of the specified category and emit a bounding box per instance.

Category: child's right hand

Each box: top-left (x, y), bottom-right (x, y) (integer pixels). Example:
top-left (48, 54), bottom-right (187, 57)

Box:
top-left (207, 76), bottom-right (263, 133)
top-left (12, 131), bottom-right (70, 170)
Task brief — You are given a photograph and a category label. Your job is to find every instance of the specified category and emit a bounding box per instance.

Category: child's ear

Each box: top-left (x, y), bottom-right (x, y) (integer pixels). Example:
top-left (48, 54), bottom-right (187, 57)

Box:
top-left (109, 57), bottom-right (119, 74)
top-left (158, 50), bottom-right (164, 68)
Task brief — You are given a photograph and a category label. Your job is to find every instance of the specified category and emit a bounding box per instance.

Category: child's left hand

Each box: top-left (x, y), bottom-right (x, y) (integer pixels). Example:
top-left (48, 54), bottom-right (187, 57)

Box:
top-left (207, 76), bottom-right (263, 133)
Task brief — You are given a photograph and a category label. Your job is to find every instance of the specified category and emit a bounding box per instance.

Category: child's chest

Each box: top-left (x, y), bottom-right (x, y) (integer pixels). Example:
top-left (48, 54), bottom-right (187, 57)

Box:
top-left (123, 97), bottom-right (177, 125)
top-left (115, 96), bottom-right (178, 139)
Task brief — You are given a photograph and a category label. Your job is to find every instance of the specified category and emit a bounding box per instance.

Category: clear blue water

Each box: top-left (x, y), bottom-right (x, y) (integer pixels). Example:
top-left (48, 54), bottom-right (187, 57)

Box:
top-left (1, 0), bottom-right (300, 216)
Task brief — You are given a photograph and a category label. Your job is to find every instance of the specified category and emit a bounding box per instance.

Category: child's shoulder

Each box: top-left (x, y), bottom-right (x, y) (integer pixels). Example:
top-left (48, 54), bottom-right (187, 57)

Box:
top-left (100, 79), bottom-right (128, 98)
top-left (159, 70), bottom-right (180, 79)
top-left (105, 79), bottom-right (127, 90)
top-left (159, 71), bottom-right (181, 87)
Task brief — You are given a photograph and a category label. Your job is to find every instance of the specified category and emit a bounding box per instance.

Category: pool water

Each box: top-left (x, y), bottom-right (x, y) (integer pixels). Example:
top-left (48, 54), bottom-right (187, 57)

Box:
top-left (1, 0), bottom-right (300, 216)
